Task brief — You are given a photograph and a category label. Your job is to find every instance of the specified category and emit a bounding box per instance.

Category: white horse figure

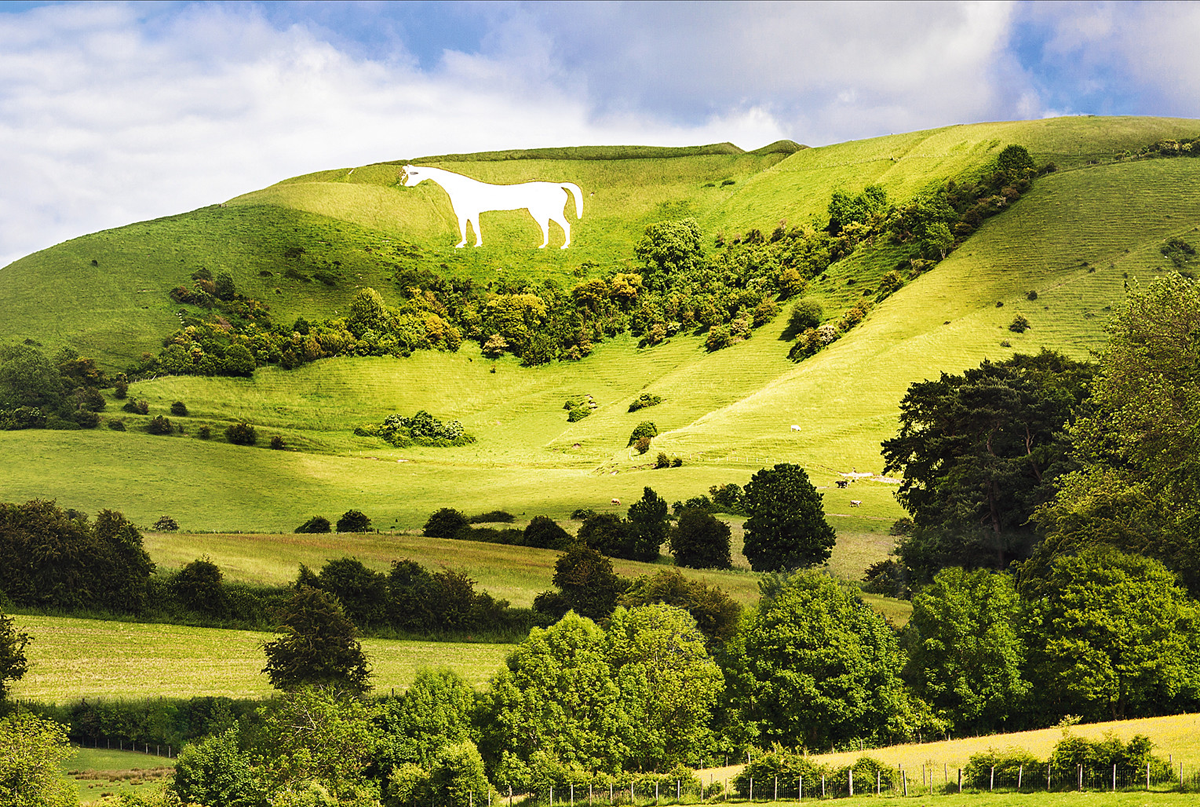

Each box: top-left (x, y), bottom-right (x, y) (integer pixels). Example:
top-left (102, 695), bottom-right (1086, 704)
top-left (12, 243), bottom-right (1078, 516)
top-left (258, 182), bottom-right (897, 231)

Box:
top-left (402, 164), bottom-right (583, 249)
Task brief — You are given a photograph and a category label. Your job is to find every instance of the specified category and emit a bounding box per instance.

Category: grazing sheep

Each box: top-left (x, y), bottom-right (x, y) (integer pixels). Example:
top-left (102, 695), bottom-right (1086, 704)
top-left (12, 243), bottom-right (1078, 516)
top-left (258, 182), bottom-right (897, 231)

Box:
top-left (790, 424), bottom-right (801, 432)
top-left (611, 498), bottom-right (621, 505)
top-left (850, 500), bottom-right (862, 507)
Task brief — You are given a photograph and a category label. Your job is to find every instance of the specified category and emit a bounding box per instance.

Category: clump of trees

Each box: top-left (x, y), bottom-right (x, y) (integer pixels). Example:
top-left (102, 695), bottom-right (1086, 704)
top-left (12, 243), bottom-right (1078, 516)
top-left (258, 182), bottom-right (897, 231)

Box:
top-left (0, 344), bottom-right (109, 430)
top-left (357, 410), bottom-right (474, 447)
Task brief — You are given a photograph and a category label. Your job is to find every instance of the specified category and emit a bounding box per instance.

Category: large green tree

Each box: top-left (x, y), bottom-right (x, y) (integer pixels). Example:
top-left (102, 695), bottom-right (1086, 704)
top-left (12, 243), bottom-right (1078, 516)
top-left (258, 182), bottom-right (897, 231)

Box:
top-left (741, 464), bottom-right (835, 571)
top-left (1036, 275), bottom-right (1200, 595)
top-left (375, 668), bottom-right (477, 772)
top-left (902, 568), bottom-right (1029, 734)
top-left (0, 713), bottom-right (77, 807)
top-left (882, 350), bottom-right (1092, 583)
top-left (669, 507), bottom-right (732, 570)
top-left (723, 571), bottom-right (917, 749)
top-left (1024, 546), bottom-right (1200, 722)
top-left (624, 487), bottom-right (669, 562)
top-left (262, 586), bottom-right (372, 694)
top-left (0, 609), bottom-right (29, 703)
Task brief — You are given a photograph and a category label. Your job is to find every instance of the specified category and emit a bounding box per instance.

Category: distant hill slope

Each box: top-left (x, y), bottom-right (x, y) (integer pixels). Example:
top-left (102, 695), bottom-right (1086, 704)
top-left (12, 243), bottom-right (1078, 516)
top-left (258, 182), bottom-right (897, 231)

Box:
top-left (2, 116), bottom-right (1200, 541)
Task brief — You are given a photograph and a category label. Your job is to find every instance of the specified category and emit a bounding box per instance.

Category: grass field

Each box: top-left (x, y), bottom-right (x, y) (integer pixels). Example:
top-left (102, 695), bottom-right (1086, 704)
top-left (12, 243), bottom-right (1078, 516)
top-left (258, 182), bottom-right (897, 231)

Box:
top-left (63, 747), bottom-right (174, 804)
top-left (8, 614), bottom-right (510, 703)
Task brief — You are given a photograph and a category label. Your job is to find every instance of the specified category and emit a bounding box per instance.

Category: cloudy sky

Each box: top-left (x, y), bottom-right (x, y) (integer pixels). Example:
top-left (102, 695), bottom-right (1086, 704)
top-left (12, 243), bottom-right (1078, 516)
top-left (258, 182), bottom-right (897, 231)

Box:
top-left (2, 0), bottom-right (1198, 268)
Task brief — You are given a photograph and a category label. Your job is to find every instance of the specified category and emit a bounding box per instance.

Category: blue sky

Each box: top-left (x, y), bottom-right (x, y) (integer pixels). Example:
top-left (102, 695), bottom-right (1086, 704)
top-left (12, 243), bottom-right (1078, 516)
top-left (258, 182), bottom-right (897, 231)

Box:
top-left (1, 0), bottom-right (1198, 268)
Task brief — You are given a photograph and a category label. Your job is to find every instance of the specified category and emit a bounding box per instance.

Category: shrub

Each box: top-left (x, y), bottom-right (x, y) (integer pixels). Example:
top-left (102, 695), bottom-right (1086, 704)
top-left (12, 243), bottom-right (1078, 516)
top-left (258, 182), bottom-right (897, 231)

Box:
top-left (566, 405), bottom-right (591, 422)
top-left (1009, 313), bottom-right (1031, 333)
top-left (269, 435), bottom-right (285, 450)
top-left (669, 508), bottom-right (732, 570)
top-left (146, 415), bottom-right (173, 435)
top-left (628, 421), bottom-right (658, 446)
top-left (113, 380), bottom-right (128, 399)
top-left (106, 418), bottom-right (126, 431)
top-left (786, 298), bottom-right (824, 336)
top-left (122, 399), bottom-right (149, 415)
top-left (752, 298), bottom-right (780, 326)
top-left (889, 517), bottom-right (914, 536)
top-left (336, 510), bottom-right (372, 533)
top-left (153, 515), bottom-right (180, 532)
top-left (424, 508), bottom-right (469, 539)
top-left (861, 559), bottom-right (907, 597)
top-left (877, 270), bottom-right (904, 298)
top-left (523, 515), bottom-right (572, 550)
top-left (197, 426), bottom-right (211, 439)
top-left (965, 748), bottom-right (1043, 790)
top-left (709, 483), bottom-right (744, 514)
top-left (634, 436), bottom-right (651, 454)
top-left (655, 452), bottom-right (671, 469)
top-left (172, 558), bottom-right (228, 617)
top-left (705, 324), bottom-right (731, 351)
top-left (170, 401), bottom-right (188, 417)
top-left (468, 510), bottom-right (515, 524)
top-left (628, 392), bottom-right (662, 412)
top-left (294, 516), bottom-right (332, 534)
top-left (224, 422), bottom-right (257, 446)
top-left (1026, 290), bottom-right (1038, 301)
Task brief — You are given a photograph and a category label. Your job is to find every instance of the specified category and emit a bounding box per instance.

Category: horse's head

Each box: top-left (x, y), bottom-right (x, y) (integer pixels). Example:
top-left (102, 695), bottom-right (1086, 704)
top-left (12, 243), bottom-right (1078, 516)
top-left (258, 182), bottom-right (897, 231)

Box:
top-left (400, 165), bottom-right (423, 187)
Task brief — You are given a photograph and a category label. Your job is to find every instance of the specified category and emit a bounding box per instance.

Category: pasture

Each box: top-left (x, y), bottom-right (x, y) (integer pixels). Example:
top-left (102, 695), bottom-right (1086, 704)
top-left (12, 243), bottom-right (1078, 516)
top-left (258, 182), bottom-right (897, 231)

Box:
top-left (8, 614), bottom-right (510, 704)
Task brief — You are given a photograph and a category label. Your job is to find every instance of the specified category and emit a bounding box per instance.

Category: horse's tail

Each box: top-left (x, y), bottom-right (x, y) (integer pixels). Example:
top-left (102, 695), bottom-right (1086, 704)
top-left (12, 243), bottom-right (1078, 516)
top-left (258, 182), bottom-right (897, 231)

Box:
top-left (562, 183), bottom-right (584, 219)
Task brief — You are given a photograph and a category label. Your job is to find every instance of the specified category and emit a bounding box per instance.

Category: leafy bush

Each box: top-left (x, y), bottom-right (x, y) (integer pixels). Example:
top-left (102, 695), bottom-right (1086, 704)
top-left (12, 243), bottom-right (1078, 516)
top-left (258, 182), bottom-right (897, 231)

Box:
top-left (106, 418), bottom-right (126, 431)
top-left (170, 401), bottom-right (188, 417)
top-left (468, 510), bottom-right (516, 524)
top-left (628, 421), bottom-right (658, 446)
top-left (153, 516), bottom-right (179, 532)
top-left (1026, 290), bottom-right (1038, 301)
top-left (654, 452), bottom-right (671, 469)
top-left (122, 399), bottom-right (149, 415)
top-left (172, 558), bottom-right (228, 618)
top-left (224, 422), bottom-right (257, 446)
top-left (965, 748), bottom-right (1043, 790)
top-left (424, 508), bottom-right (469, 539)
top-left (1009, 313), bottom-right (1031, 333)
top-left (295, 516), bottom-right (332, 534)
top-left (269, 435), bottom-right (285, 450)
top-left (861, 559), bottom-right (907, 597)
top-left (196, 426), bottom-right (211, 439)
top-left (146, 415), bottom-right (173, 435)
top-left (669, 508), bottom-right (732, 570)
top-left (566, 405), bottom-right (591, 422)
top-left (368, 411), bottom-right (475, 447)
top-left (628, 393), bottom-right (662, 412)
top-left (705, 324), bottom-right (731, 351)
top-left (786, 298), bottom-right (824, 336)
top-left (523, 515), bottom-right (572, 550)
top-left (634, 436), bottom-right (651, 454)
top-left (708, 483), bottom-right (744, 514)
top-left (336, 510), bottom-right (372, 533)
top-left (732, 747), bottom-right (829, 798)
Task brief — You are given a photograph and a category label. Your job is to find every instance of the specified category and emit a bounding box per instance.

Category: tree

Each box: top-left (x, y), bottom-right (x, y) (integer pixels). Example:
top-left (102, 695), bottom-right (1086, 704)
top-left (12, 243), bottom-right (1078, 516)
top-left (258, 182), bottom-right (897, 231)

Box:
top-left (1023, 546), bottom-right (1200, 721)
top-left (669, 507), bottom-right (732, 569)
top-left (0, 712), bottom-right (77, 807)
top-left (0, 344), bottom-right (64, 411)
top-left (424, 508), bottom-right (469, 539)
top-left (173, 558), bottom-right (228, 617)
top-left (479, 613), bottom-right (625, 783)
top-left (523, 515), bottom-right (572, 550)
top-left (618, 569), bottom-right (741, 649)
top-left (225, 422), bottom-right (257, 445)
top-left (172, 728), bottom-right (260, 807)
top-left (1036, 276), bottom-right (1200, 595)
top-left (605, 604), bottom-right (723, 770)
top-left (634, 219), bottom-right (704, 291)
top-left (294, 515), bottom-right (332, 534)
top-left (262, 586), bottom-right (371, 693)
top-left (336, 510), bottom-right (371, 533)
top-left (549, 543), bottom-right (622, 621)
top-left (624, 487), bottom-right (669, 562)
top-left (741, 464), bottom-right (835, 571)
top-left (902, 568), bottom-right (1029, 734)
top-left (347, 287), bottom-right (391, 338)
top-left (723, 571), bottom-right (917, 749)
top-left (576, 512), bottom-right (631, 559)
top-left (882, 350), bottom-right (1092, 583)
top-left (315, 558), bottom-right (388, 628)
top-left (0, 610), bottom-right (29, 702)
top-left (375, 668), bottom-right (477, 772)
top-left (785, 298), bottom-right (823, 337)
top-left (222, 344), bottom-right (256, 377)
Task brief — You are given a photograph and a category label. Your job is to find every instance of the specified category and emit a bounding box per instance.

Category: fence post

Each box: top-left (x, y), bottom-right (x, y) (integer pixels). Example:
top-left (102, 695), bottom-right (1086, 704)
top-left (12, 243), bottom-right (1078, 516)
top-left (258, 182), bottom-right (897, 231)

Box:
top-left (655, 782), bottom-right (659, 806)
top-left (571, 784), bottom-right (575, 806)
top-left (1146, 762), bottom-right (1150, 790)
top-left (848, 769), bottom-right (853, 797)
top-left (1078, 764), bottom-right (1083, 792)
top-left (798, 776), bottom-right (802, 802)
top-left (876, 771), bottom-right (880, 796)
top-left (774, 776), bottom-right (778, 801)
top-left (821, 776), bottom-right (825, 798)
top-left (1018, 765), bottom-right (1023, 790)
top-left (901, 771), bottom-right (907, 797)
top-left (990, 766), bottom-right (994, 792)
top-left (1047, 763), bottom-right (1051, 791)
top-left (1112, 764), bottom-right (1116, 792)
top-left (957, 769), bottom-right (962, 794)
top-left (749, 777), bottom-right (753, 802)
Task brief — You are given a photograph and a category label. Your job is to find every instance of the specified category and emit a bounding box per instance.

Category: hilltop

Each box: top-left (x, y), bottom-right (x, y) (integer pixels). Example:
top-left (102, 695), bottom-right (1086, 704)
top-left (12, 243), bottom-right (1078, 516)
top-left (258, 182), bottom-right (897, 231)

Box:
top-left (2, 115), bottom-right (1200, 541)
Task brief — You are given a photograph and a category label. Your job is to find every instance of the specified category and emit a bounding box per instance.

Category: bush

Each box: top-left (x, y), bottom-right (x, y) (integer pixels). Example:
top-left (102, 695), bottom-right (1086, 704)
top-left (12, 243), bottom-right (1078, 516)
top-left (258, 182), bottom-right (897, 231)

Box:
top-left (654, 452), bottom-right (670, 469)
top-left (861, 558), bottom-right (907, 597)
top-left (1009, 314), bottom-right (1031, 333)
top-left (172, 558), bottom-right (228, 617)
top-left (170, 401), bottom-right (188, 417)
top-left (1026, 290), bottom-right (1038, 301)
top-left (628, 421), bottom-right (658, 446)
top-left (468, 510), bottom-right (516, 524)
top-left (113, 380), bottom-right (128, 399)
top-left (224, 422), bottom-right (257, 446)
top-left (424, 508), bottom-right (469, 539)
top-left (146, 415), bottom-right (173, 435)
top-left (566, 405), bottom-right (591, 422)
top-left (106, 418), bottom-right (126, 431)
top-left (965, 748), bottom-right (1044, 790)
top-left (709, 483), bottom-right (744, 514)
top-left (295, 516), bottom-right (332, 534)
top-left (669, 508), bottom-right (733, 570)
top-left (269, 435), bottom-right (285, 450)
top-left (197, 426), bottom-right (211, 439)
top-left (153, 515), bottom-right (179, 532)
top-left (634, 436), bottom-right (651, 454)
top-left (628, 393), bottom-right (662, 413)
top-left (122, 399), bottom-right (149, 415)
top-left (336, 510), bottom-right (372, 533)
top-left (523, 515), bottom-right (572, 550)
top-left (786, 298), bottom-right (824, 336)
top-left (705, 325), bottom-right (731, 351)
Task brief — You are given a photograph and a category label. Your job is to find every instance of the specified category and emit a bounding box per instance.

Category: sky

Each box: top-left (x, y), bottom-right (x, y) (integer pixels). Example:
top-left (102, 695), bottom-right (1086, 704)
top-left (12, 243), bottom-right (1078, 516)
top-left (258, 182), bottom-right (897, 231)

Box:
top-left (2, 0), bottom-right (1199, 269)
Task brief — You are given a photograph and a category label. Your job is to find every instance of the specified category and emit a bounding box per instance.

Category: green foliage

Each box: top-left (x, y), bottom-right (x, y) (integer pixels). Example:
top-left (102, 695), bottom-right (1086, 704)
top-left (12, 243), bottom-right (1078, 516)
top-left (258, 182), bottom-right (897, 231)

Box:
top-left (669, 507), bottom-right (732, 570)
top-left (903, 568), bottom-right (1029, 734)
top-left (617, 569), bottom-right (741, 650)
top-left (365, 410), bottom-right (473, 447)
top-left (731, 746), bottom-right (830, 797)
top-left (376, 668), bottom-right (477, 772)
top-left (424, 740), bottom-right (491, 807)
top-left (742, 464), bottom-right (835, 571)
top-left (996, 144), bottom-right (1036, 182)
top-left (225, 422), bottom-right (257, 446)
top-left (469, 510), bottom-right (516, 524)
top-left (827, 184), bottom-right (888, 235)
top-left (146, 415), bottom-right (173, 435)
top-left (1047, 732), bottom-right (1170, 784)
top-left (315, 558), bottom-right (388, 628)
top-left (708, 483), bottom-right (744, 515)
top-left (295, 516), bottom-right (332, 534)
top-left (523, 516), bottom-right (572, 550)
top-left (169, 401), bottom-right (188, 416)
top-left (1023, 546), bottom-right (1200, 721)
top-left (627, 393), bottom-right (661, 413)
top-left (627, 421), bottom-right (658, 447)
top-left (963, 747), bottom-right (1042, 789)
top-left (549, 542), bottom-right (622, 621)
top-left (336, 510), bottom-right (372, 533)
top-left (1036, 275), bottom-right (1200, 595)
top-left (0, 712), bottom-right (78, 807)
top-left (1009, 313), bottom-right (1031, 332)
top-left (424, 508), bottom-right (470, 539)
top-left (883, 350), bottom-right (1092, 583)
top-left (172, 728), bottom-right (260, 807)
top-left (624, 487), bottom-right (669, 562)
top-left (173, 558), bottom-right (229, 618)
top-left (724, 571), bottom-right (916, 750)
top-left (0, 609), bottom-right (30, 702)
top-left (261, 586), bottom-right (372, 693)
top-left (153, 515), bottom-right (179, 531)
top-left (635, 219), bottom-right (704, 291)
top-left (785, 298), bottom-right (824, 336)
top-left (0, 500), bottom-right (155, 613)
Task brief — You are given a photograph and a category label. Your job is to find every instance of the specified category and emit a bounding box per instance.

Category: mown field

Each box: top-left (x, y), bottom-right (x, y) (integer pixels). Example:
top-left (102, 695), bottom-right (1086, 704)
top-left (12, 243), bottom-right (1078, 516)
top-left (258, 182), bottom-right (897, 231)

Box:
top-left (8, 614), bottom-right (510, 703)
top-left (63, 747), bottom-right (175, 804)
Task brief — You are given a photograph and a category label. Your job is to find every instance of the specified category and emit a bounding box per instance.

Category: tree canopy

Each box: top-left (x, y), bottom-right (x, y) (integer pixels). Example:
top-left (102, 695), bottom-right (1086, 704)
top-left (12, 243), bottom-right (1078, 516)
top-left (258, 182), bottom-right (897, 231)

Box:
top-left (0, 609), bottom-right (29, 703)
top-left (741, 464), bottom-right (835, 571)
top-left (262, 586), bottom-right (372, 693)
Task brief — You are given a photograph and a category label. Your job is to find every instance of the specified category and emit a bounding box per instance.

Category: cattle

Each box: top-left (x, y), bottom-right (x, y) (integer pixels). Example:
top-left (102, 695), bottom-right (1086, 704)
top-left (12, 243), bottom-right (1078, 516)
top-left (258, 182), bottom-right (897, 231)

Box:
top-left (850, 500), bottom-right (862, 507)
top-left (790, 424), bottom-right (802, 432)
top-left (611, 498), bottom-right (620, 505)
top-left (836, 480), bottom-right (849, 489)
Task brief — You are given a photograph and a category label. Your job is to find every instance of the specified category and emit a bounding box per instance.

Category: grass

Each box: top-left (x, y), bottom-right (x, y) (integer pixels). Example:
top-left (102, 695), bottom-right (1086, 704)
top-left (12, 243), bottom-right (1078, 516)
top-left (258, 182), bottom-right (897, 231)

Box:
top-left (7, 614), bottom-right (510, 704)
top-left (63, 747), bottom-right (174, 804)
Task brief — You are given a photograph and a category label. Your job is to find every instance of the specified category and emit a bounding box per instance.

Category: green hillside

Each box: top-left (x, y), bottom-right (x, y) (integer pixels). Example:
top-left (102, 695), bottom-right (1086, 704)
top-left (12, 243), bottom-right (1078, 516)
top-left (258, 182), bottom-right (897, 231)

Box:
top-left (3, 115), bottom-right (1200, 548)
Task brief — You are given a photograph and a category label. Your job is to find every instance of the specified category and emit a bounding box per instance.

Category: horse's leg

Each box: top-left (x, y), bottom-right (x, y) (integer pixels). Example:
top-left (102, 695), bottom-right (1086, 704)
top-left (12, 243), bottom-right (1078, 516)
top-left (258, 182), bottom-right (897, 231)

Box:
top-left (535, 217), bottom-right (550, 249)
top-left (454, 214), bottom-right (468, 248)
top-left (470, 214), bottom-right (483, 247)
top-left (552, 213), bottom-right (571, 249)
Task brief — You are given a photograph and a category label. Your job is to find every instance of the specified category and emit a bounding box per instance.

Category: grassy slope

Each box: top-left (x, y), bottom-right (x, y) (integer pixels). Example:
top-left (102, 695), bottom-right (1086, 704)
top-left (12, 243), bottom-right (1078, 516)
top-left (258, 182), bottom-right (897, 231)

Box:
top-left (8, 614), bottom-right (509, 703)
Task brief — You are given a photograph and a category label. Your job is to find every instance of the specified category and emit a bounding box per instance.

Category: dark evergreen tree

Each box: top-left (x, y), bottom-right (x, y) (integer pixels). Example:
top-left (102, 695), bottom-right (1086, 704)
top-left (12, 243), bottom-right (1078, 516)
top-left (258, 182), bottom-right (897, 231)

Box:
top-left (551, 543), bottom-right (622, 620)
top-left (261, 586), bottom-right (371, 693)
top-left (741, 464), bottom-right (835, 571)
top-left (669, 507), bottom-right (733, 569)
